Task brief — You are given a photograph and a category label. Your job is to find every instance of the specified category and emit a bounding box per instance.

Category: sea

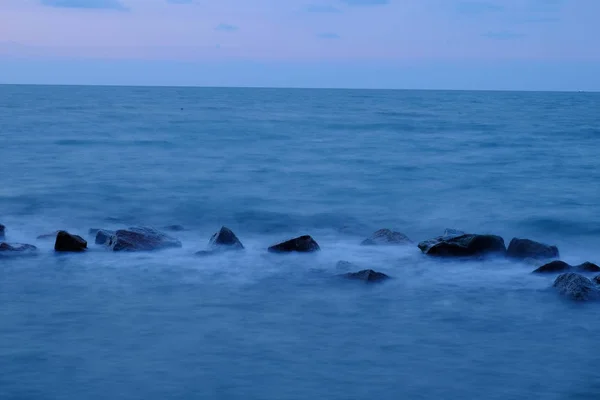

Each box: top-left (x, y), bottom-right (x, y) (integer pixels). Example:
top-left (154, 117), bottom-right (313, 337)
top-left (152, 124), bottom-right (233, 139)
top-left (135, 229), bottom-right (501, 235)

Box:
top-left (1, 85), bottom-right (600, 400)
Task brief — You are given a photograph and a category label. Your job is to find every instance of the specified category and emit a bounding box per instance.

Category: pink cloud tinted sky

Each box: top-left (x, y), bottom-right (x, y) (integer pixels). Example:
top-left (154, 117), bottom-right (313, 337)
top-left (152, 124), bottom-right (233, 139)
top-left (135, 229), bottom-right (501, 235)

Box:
top-left (0, 0), bottom-right (599, 89)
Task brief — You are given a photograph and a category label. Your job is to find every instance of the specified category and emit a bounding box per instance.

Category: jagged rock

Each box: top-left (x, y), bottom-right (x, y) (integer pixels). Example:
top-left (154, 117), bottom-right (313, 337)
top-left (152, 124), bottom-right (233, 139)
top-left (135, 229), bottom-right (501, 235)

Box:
top-left (94, 229), bottom-right (115, 245)
top-left (164, 225), bottom-right (185, 232)
top-left (507, 238), bottom-right (559, 260)
top-left (361, 229), bottom-right (411, 246)
top-left (418, 233), bottom-right (506, 257)
top-left (54, 231), bottom-right (87, 252)
top-left (341, 269), bottom-right (390, 283)
top-left (208, 226), bottom-right (244, 249)
top-left (268, 235), bottom-right (320, 253)
top-left (0, 242), bottom-right (37, 253)
top-left (553, 273), bottom-right (599, 301)
top-left (0, 224), bottom-right (5, 240)
top-left (107, 227), bottom-right (182, 252)
top-left (37, 231), bottom-right (60, 240)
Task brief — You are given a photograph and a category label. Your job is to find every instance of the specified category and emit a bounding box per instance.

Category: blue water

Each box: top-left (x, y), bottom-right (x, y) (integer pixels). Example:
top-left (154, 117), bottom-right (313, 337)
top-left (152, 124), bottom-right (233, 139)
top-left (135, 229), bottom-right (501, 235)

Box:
top-left (1, 85), bottom-right (600, 399)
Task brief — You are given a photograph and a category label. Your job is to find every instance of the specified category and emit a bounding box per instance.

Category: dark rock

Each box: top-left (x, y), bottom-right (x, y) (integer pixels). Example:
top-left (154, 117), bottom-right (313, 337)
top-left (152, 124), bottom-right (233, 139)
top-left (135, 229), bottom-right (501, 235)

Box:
top-left (342, 269), bottom-right (390, 283)
top-left (507, 238), bottom-right (559, 260)
top-left (533, 261), bottom-right (571, 274)
top-left (361, 229), bottom-right (411, 246)
top-left (208, 226), bottom-right (244, 250)
top-left (553, 273), bottom-right (599, 301)
top-left (54, 231), bottom-right (87, 252)
top-left (594, 275), bottom-right (600, 285)
top-left (94, 229), bottom-right (115, 245)
top-left (107, 227), bottom-right (182, 252)
top-left (268, 235), bottom-right (320, 253)
top-left (418, 233), bottom-right (506, 257)
top-left (37, 231), bottom-right (60, 240)
top-left (576, 262), bottom-right (600, 273)
top-left (0, 224), bottom-right (5, 240)
top-left (0, 242), bottom-right (37, 253)
top-left (164, 225), bottom-right (185, 232)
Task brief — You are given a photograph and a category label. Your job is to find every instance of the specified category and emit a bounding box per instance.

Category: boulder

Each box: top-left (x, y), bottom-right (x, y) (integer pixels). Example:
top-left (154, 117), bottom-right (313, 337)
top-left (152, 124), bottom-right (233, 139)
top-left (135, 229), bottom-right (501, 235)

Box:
top-left (0, 242), bottom-right (37, 253)
top-left (507, 238), bottom-right (559, 260)
top-left (577, 262), bottom-right (600, 273)
top-left (533, 261), bottom-right (571, 274)
top-left (268, 235), bottom-right (320, 253)
top-left (341, 269), bottom-right (390, 283)
top-left (361, 229), bottom-right (411, 246)
top-left (208, 226), bottom-right (244, 250)
top-left (54, 231), bottom-right (87, 252)
top-left (37, 231), bottom-right (60, 240)
top-left (107, 227), bottom-right (182, 252)
top-left (553, 273), bottom-right (599, 301)
top-left (94, 229), bottom-right (115, 245)
top-left (418, 233), bottom-right (506, 257)
top-left (0, 224), bottom-right (5, 240)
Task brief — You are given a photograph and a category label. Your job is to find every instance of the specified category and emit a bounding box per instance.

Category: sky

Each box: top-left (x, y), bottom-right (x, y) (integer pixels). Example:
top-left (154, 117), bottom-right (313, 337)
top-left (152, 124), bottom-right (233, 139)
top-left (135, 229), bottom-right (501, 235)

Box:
top-left (0, 0), bottom-right (599, 90)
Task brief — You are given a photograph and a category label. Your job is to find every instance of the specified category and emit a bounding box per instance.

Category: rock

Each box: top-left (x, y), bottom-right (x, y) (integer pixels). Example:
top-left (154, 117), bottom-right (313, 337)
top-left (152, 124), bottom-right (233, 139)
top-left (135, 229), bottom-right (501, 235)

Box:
top-left (0, 224), bottom-right (5, 240)
top-left (594, 275), bottom-right (600, 285)
top-left (533, 261), bottom-right (571, 274)
top-left (418, 233), bottom-right (506, 257)
top-left (54, 231), bottom-right (87, 252)
top-left (94, 229), bottom-right (115, 245)
top-left (342, 269), bottom-right (390, 283)
top-left (268, 235), bottom-right (320, 253)
top-left (507, 238), bottom-right (559, 260)
top-left (164, 225), bottom-right (185, 232)
top-left (107, 227), bottom-right (182, 252)
top-left (553, 273), bottom-right (599, 301)
top-left (576, 262), bottom-right (600, 273)
top-left (444, 228), bottom-right (466, 237)
top-left (208, 226), bottom-right (244, 250)
top-left (0, 242), bottom-right (37, 253)
top-left (37, 231), bottom-right (60, 240)
top-left (361, 229), bottom-right (411, 246)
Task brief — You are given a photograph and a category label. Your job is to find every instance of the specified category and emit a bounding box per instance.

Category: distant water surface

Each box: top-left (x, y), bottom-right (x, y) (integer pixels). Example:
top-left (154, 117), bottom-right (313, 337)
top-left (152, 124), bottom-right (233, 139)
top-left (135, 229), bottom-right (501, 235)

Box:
top-left (1, 85), bottom-right (600, 399)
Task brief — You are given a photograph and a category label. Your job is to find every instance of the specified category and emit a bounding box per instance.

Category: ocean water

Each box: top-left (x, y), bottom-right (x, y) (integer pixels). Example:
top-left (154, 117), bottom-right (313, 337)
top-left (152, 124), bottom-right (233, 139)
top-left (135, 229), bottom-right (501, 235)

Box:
top-left (1, 85), bottom-right (600, 399)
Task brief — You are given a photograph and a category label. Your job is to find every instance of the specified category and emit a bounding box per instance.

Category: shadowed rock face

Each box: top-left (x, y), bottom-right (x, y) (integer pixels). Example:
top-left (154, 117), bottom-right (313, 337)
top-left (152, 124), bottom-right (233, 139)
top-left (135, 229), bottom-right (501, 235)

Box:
top-left (268, 235), bottom-right (320, 253)
top-left (553, 273), bottom-right (599, 301)
top-left (507, 238), bottom-right (559, 260)
top-left (418, 234), bottom-right (506, 258)
top-left (0, 243), bottom-right (37, 253)
top-left (361, 229), bottom-right (411, 246)
top-left (108, 227), bottom-right (182, 252)
top-left (0, 224), bottom-right (5, 240)
top-left (209, 226), bottom-right (244, 250)
top-left (342, 269), bottom-right (390, 283)
top-left (54, 231), bottom-right (87, 252)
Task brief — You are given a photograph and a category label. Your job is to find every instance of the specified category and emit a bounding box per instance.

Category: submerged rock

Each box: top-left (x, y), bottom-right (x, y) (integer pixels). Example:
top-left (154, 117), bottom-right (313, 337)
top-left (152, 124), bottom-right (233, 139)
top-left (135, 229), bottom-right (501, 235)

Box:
top-left (107, 227), bottom-right (182, 252)
top-left (553, 273), bottom-right (599, 301)
top-left (54, 231), bottom-right (87, 252)
top-left (0, 242), bottom-right (37, 253)
top-left (418, 233), bottom-right (506, 257)
top-left (507, 238), bottom-right (559, 260)
top-left (268, 235), bottom-right (320, 253)
top-left (336, 260), bottom-right (358, 271)
top-left (361, 229), bottom-right (411, 246)
top-left (208, 226), bottom-right (244, 250)
top-left (94, 229), bottom-right (115, 245)
top-left (341, 269), bottom-right (390, 283)
top-left (0, 224), bottom-right (5, 240)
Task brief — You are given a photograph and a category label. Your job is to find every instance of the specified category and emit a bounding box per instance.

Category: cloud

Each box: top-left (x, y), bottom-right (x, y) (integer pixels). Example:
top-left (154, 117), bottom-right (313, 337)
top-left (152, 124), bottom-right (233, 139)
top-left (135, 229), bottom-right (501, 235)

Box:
top-left (483, 31), bottom-right (526, 40)
top-left (40, 0), bottom-right (127, 10)
top-left (340, 0), bottom-right (389, 6)
top-left (305, 4), bottom-right (342, 13)
top-left (455, 1), bottom-right (504, 14)
top-left (215, 23), bottom-right (238, 32)
top-left (317, 32), bottom-right (340, 39)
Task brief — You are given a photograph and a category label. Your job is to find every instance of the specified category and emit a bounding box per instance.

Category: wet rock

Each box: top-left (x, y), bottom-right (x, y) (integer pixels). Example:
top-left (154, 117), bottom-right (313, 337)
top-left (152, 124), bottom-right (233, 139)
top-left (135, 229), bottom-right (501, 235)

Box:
top-left (533, 261), bottom-right (571, 274)
top-left (54, 231), bottom-right (87, 252)
top-left (164, 225), bottom-right (185, 232)
top-left (268, 235), bottom-right (320, 253)
top-left (361, 229), bottom-right (411, 246)
top-left (107, 227), bottom-right (182, 252)
top-left (37, 231), bottom-right (60, 240)
top-left (576, 262), bottom-right (600, 273)
top-left (553, 273), bottom-right (599, 301)
top-left (418, 233), bottom-right (506, 257)
top-left (94, 229), bottom-right (115, 245)
top-left (0, 242), bottom-right (37, 253)
top-left (0, 224), bottom-right (5, 240)
top-left (208, 226), bottom-right (244, 250)
top-left (507, 238), bottom-right (559, 260)
top-left (341, 269), bottom-right (390, 283)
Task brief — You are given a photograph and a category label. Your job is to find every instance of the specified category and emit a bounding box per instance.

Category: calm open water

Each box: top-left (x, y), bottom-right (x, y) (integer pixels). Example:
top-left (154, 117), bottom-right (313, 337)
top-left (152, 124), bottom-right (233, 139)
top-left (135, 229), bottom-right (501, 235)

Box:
top-left (1, 85), bottom-right (600, 399)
